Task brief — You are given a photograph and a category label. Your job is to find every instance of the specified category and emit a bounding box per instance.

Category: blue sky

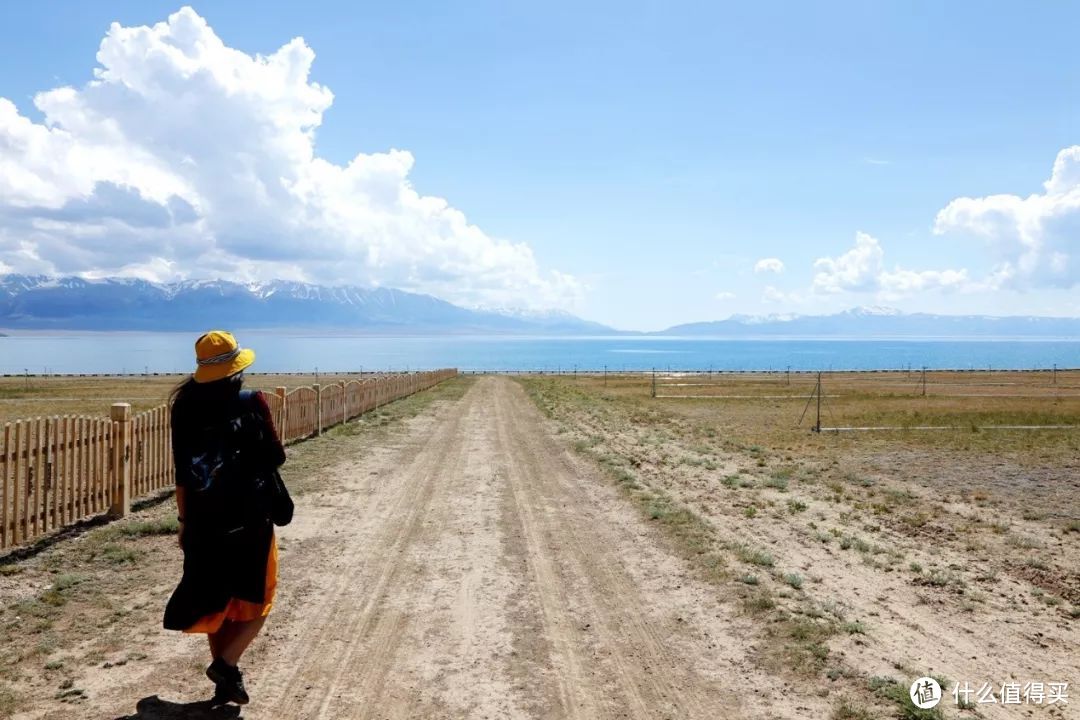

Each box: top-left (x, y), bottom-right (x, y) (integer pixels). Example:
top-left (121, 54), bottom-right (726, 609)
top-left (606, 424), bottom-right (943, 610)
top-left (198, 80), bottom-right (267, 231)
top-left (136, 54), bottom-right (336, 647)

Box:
top-left (0, 2), bottom-right (1078, 330)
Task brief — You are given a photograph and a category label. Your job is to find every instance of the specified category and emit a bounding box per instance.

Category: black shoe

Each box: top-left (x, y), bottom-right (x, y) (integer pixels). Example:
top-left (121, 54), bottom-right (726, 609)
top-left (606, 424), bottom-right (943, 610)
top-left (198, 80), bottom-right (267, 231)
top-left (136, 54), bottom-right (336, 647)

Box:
top-left (208, 684), bottom-right (231, 707)
top-left (206, 658), bottom-right (250, 705)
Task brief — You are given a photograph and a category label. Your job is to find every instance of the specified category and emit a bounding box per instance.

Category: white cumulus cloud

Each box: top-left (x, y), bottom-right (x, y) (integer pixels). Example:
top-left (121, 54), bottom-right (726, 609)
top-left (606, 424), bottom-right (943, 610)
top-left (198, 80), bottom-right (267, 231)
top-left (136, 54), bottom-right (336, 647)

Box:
top-left (812, 232), bottom-right (883, 293)
top-left (714, 291), bottom-right (735, 300)
top-left (813, 232), bottom-right (968, 297)
top-left (933, 145), bottom-right (1080, 289)
top-left (0, 7), bottom-right (581, 309)
top-left (753, 257), bottom-right (784, 274)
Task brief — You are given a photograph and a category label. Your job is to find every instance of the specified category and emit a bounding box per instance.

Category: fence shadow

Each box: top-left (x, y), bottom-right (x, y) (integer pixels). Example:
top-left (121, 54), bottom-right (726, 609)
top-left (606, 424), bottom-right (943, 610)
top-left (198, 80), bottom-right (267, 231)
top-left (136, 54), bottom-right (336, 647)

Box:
top-left (113, 694), bottom-right (242, 719)
top-left (0, 512), bottom-right (113, 565)
top-left (0, 489), bottom-right (174, 566)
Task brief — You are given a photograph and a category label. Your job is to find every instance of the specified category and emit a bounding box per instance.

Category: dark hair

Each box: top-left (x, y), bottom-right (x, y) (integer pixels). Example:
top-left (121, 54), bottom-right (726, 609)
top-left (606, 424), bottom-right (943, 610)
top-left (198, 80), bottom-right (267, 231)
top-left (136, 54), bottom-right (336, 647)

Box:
top-left (169, 372), bottom-right (245, 418)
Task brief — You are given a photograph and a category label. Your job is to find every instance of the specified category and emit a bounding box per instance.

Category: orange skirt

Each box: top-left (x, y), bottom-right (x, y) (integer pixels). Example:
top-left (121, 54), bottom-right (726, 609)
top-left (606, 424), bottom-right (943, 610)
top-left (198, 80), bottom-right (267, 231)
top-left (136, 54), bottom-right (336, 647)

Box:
top-left (183, 531), bottom-right (278, 634)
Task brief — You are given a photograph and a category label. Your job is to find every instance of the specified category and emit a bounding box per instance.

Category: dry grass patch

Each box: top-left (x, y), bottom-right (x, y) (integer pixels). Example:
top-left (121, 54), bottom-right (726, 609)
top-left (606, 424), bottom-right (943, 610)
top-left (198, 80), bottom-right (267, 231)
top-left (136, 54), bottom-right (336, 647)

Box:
top-left (0, 371), bottom-right (416, 424)
top-left (516, 371), bottom-right (1079, 716)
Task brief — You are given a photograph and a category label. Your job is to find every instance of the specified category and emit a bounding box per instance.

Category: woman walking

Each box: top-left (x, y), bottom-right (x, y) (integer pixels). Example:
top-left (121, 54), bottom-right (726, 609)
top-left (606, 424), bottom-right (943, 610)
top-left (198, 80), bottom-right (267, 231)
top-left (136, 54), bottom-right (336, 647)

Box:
top-left (164, 331), bottom-right (288, 705)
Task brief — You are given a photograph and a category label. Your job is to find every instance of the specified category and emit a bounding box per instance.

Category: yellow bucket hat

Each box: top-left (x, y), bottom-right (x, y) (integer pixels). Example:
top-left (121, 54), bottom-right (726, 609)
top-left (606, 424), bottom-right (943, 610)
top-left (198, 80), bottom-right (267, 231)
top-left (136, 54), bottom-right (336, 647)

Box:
top-left (193, 330), bottom-right (255, 383)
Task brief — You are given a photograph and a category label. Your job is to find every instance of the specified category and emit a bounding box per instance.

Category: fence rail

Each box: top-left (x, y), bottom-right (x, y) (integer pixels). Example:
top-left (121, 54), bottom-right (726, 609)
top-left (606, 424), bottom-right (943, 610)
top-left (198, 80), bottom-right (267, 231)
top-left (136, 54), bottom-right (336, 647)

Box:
top-left (0, 369), bottom-right (457, 551)
top-left (646, 368), bottom-right (1080, 400)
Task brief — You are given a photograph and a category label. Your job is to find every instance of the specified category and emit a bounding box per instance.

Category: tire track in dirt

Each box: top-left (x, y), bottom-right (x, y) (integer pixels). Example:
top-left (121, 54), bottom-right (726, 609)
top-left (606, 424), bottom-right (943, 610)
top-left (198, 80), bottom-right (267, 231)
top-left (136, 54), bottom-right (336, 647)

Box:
top-left (375, 384), bottom-right (530, 720)
top-left (263, 384), bottom-right (478, 717)
top-left (498, 425), bottom-right (600, 719)
top-left (492, 378), bottom-right (738, 719)
top-left (259, 375), bottom-right (740, 719)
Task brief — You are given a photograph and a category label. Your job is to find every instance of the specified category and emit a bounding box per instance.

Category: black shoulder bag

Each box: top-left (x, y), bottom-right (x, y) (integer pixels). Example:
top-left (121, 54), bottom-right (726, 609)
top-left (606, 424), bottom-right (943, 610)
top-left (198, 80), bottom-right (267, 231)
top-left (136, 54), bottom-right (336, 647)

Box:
top-left (239, 391), bottom-right (294, 527)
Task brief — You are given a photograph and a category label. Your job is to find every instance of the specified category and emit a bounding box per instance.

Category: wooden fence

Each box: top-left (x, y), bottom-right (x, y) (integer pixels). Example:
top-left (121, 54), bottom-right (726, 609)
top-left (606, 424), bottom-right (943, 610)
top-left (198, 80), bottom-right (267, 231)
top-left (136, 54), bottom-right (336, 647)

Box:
top-left (0, 369), bottom-right (457, 551)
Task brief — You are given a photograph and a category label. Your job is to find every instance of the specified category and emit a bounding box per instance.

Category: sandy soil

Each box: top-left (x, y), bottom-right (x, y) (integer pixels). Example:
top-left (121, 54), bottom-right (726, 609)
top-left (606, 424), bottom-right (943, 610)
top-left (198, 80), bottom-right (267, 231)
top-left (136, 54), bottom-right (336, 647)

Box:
top-left (6, 376), bottom-right (764, 719)
top-left (522, 374), bottom-right (1080, 720)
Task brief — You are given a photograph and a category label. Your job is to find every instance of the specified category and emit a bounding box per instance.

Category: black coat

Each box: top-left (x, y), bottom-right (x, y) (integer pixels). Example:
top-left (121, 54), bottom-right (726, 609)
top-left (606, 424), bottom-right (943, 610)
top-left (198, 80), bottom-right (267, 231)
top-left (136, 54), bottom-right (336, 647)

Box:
top-left (163, 389), bottom-right (286, 631)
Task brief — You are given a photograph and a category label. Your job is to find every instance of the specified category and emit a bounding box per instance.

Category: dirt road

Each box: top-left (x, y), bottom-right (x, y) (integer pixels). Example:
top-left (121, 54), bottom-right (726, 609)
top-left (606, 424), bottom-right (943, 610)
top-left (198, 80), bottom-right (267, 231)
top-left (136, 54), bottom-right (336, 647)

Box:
top-left (45, 376), bottom-right (756, 719)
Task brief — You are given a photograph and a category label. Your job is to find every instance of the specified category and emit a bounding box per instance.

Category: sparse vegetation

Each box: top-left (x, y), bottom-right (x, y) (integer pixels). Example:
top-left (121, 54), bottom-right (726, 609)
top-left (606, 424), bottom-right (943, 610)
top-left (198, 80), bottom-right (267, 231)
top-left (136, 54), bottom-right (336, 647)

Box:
top-left (868, 676), bottom-right (945, 720)
top-left (831, 698), bottom-right (875, 720)
top-left (742, 592), bottom-right (776, 613)
top-left (783, 572), bottom-right (804, 589)
top-left (516, 372), bottom-right (1078, 717)
top-left (98, 544), bottom-right (140, 565)
top-left (0, 684), bottom-right (20, 717)
top-left (764, 475), bottom-right (789, 491)
top-left (918, 568), bottom-right (965, 590)
top-left (115, 517), bottom-right (180, 538)
top-left (1008, 532), bottom-right (1046, 549)
top-left (736, 545), bottom-right (774, 567)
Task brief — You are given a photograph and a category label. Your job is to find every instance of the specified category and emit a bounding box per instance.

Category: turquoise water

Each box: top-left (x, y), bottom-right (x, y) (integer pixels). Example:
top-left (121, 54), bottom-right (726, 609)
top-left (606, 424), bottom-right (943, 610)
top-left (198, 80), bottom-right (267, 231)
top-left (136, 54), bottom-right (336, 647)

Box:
top-left (0, 333), bottom-right (1077, 374)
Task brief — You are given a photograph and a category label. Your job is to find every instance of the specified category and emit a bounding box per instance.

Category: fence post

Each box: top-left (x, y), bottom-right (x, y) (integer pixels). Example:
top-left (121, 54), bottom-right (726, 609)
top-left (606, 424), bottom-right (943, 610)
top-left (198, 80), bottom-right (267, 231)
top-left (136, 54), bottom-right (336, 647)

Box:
top-left (341, 380), bottom-right (348, 425)
top-left (110, 403), bottom-right (132, 518)
top-left (275, 387), bottom-right (287, 441)
top-left (313, 383), bottom-right (322, 436)
top-left (815, 372), bottom-right (822, 433)
top-left (651, 368), bottom-right (656, 398)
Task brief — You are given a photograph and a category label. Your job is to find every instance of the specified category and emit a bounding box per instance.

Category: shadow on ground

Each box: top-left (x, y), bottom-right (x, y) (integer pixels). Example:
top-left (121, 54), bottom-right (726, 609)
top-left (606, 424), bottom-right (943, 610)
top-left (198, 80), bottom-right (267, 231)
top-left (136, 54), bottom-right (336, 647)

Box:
top-left (113, 695), bottom-right (242, 719)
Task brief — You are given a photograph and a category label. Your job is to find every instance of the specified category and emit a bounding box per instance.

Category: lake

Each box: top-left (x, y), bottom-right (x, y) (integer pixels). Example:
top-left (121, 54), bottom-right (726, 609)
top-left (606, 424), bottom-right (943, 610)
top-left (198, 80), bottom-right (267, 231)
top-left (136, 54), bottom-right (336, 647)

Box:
top-left (0, 332), bottom-right (1077, 374)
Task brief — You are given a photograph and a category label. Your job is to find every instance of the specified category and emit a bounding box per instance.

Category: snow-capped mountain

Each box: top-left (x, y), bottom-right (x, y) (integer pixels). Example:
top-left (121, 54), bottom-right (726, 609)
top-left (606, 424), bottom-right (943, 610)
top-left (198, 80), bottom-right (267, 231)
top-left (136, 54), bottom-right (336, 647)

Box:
top-left (659, 309), bottom-right (1080, 337)
top-left (0, 275), bottom-right (616, 334)
top-left (841, 305), bottom-right (903, 317)
top-left (3, 275), bottom-right (1077, 337)
top-left (726, 312), bottom-right (803, 325)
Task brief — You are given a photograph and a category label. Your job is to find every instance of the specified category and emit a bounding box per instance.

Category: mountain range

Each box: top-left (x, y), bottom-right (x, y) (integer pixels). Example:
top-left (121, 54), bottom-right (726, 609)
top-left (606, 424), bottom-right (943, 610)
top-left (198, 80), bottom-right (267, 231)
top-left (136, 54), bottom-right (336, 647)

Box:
top-left (0, 275), bottom-right (611, 334)
top-left (1, 275), bottom-right (1078, 337)
top-left (659, 306), bottom-right (1080, 337)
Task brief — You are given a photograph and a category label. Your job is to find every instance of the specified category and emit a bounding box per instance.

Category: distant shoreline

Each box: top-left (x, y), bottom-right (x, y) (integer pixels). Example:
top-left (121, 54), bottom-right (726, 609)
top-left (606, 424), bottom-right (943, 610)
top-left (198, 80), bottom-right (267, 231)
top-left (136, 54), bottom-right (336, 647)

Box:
top-left (3, 334), bottom-right (1075, 375)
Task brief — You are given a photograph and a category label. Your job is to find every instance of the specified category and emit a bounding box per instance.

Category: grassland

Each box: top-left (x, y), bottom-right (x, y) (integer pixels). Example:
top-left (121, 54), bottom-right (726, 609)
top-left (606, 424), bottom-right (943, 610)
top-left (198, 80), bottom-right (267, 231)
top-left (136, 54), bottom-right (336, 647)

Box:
top-left (519, 371), bottom-right (1080, 719)
top-left (0, 372), bottom-right (389, 425)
